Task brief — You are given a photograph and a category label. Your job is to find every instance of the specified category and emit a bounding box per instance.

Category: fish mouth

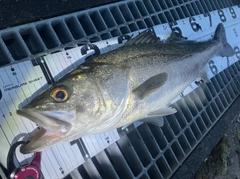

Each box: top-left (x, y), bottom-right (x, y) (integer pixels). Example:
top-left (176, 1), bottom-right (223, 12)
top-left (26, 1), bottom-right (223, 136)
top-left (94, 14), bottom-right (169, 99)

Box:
top-left (17, 108), bottom-right (72, 154)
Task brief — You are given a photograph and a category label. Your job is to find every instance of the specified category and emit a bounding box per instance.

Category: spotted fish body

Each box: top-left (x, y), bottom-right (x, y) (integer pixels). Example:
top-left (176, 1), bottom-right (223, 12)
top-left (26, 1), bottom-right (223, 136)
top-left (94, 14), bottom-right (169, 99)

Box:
top-left (17, 23), bottom-right (234, 153)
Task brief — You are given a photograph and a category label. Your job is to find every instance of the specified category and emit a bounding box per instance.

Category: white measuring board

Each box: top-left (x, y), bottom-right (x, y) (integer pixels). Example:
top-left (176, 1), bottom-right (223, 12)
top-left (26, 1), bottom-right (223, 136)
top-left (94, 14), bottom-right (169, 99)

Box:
top-left (0, 6), bottom-right (239, 179)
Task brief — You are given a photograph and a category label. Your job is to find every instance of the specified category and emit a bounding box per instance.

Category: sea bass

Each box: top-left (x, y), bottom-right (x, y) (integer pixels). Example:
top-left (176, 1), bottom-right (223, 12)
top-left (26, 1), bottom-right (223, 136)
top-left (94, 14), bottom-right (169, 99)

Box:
top-left (17, 23), bottom-right (234, 154)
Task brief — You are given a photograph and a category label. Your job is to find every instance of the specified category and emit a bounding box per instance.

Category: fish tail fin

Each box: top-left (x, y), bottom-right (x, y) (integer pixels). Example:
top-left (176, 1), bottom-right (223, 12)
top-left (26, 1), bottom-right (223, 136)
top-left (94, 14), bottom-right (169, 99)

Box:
top-left (213, 23), bottom-right (234, 57)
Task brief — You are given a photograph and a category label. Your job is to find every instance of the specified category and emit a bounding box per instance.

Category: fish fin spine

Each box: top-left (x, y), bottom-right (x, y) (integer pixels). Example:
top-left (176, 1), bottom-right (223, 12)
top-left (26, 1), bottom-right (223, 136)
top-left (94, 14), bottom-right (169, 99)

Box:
top-left (125, 30), bottom-right (160, 46)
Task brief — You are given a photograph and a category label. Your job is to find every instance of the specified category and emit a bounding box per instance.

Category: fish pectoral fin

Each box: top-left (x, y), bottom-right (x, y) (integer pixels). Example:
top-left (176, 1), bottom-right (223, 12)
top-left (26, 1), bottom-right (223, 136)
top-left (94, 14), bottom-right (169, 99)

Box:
top-left (125, 30), bottom-right (160, 45)
top-left (140, 116), bottom-right (164, 127)
top-left (148, 106), bottom-right (177, 117)
top-left (133, 72), bottom-right (168, 99)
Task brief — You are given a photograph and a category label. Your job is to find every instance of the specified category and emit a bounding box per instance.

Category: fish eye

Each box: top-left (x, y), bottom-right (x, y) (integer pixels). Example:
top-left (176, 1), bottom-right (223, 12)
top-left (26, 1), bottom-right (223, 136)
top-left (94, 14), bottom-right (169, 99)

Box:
top-left (50, 87), bottom-right (69, 102)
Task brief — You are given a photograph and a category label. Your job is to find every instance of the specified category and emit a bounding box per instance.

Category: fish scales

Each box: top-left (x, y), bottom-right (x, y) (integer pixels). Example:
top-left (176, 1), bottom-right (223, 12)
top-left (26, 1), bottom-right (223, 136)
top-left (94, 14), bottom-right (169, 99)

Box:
top-left (16, 23), bottom-right (234, 153)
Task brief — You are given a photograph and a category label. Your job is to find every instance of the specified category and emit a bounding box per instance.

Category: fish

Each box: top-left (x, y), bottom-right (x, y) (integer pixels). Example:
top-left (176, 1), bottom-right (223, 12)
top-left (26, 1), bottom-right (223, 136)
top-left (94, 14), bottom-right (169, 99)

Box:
top-left (17, 23), bottom-right (234, 154)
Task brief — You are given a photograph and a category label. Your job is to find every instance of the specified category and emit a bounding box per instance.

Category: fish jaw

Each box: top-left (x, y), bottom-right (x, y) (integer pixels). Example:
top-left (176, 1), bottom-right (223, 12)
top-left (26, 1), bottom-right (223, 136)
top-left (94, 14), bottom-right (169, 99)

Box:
top-left (17, 109), bottom-right (73, 154)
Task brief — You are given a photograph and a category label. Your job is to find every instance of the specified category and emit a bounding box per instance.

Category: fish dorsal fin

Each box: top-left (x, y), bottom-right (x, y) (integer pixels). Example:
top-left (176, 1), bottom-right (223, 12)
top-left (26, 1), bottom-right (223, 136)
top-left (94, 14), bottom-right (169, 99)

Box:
top-left (125, 30), bottom-right (160, 46)
top-left (133, 72), bottom-right (168, 99)
top-left (166, 32), bottom-right (188, 42)
top-left (148, 106), bottom-right (177, 117)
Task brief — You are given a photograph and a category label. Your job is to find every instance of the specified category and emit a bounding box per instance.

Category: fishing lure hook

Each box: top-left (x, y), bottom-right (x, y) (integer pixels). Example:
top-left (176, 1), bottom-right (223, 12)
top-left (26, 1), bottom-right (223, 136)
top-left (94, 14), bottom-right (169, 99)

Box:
top-left (7, 141), bottom-right (42, 179)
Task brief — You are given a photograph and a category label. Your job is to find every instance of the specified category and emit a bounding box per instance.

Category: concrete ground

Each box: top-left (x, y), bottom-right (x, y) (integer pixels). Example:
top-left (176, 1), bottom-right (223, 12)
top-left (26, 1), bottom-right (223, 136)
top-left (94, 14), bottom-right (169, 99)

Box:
top-left (193, 114), bottom-right (240, 179)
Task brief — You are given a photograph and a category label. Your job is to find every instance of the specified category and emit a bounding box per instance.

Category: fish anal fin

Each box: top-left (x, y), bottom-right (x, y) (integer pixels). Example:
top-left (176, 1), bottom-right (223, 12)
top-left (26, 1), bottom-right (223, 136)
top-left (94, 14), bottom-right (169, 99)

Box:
top-left (133, 72), bottom-right (168, 99)
top-left (140, 117), bottom-right (164, 127)
top-left (200, 71), bottom-right (210, 83)
top-left (148, 106), bottom-right (177, 117)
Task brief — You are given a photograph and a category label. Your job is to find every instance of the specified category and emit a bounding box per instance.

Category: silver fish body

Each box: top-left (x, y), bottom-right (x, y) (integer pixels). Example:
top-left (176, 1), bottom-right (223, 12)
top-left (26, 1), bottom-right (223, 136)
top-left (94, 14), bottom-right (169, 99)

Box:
top-left (17, 23), bottom-right (234, 153)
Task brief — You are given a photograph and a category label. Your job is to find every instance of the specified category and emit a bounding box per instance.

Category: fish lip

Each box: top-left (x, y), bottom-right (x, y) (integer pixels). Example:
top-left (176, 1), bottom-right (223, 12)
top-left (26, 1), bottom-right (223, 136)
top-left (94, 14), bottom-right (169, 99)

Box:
top-left (17, 109), bottom-right (48, 153)
top-left (17, 108), bottom-right (72, 131)
top-left (17, 108), bottom-right (72, 154)
top-left (17, 108), bottom-right (37, 122)
top-left (20, 128), bottom-right (47, 154)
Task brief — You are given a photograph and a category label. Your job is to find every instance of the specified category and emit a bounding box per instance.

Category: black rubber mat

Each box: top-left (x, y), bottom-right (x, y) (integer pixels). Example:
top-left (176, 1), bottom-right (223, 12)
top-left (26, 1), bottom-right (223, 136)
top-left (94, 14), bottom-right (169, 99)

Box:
top-left (0, 0), bottom-right (120, 30)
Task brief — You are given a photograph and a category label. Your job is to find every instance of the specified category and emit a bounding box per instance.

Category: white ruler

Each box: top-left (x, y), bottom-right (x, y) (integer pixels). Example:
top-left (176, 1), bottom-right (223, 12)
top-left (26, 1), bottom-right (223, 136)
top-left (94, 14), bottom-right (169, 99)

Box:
top-left (0, 6), bottom-right (240, 179)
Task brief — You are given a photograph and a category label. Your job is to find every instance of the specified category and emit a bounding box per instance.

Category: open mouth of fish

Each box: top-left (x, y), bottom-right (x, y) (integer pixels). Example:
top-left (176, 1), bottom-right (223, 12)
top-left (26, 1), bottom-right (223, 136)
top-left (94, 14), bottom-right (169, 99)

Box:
top-left (17, 108), bottom-right (73, 154)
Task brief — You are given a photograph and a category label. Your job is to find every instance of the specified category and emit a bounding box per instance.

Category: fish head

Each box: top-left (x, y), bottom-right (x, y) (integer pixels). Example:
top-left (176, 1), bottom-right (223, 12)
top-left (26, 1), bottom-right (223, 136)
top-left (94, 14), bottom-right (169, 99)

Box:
top-left (17, 72), bottom-right (104, 154)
